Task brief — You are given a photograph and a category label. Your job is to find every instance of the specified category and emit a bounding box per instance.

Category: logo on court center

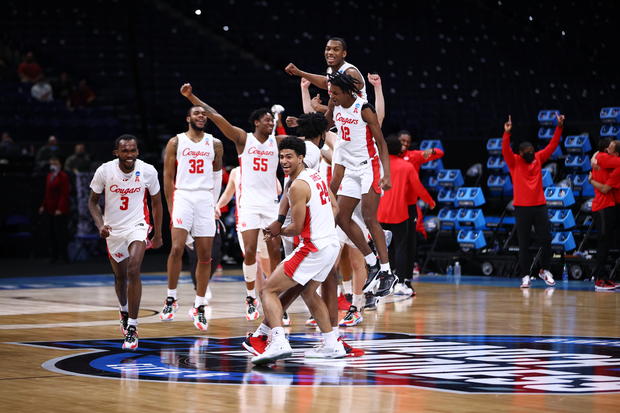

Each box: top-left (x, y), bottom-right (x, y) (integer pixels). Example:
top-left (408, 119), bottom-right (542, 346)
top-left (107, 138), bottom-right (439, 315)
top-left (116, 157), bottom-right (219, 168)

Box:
top-left (21, 333), bottom-right (620, 393)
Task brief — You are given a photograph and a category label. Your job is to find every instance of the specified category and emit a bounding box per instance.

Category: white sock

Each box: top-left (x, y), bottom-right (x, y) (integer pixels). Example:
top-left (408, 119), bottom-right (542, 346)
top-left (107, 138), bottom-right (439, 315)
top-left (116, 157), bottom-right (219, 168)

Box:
top-left (128, 318), bottom-right (138, 327)
top-left (120, 304), bottom-right (128, 312)
top-left (253, 323), bottom-right (271, 337)
top-left (353, 294), bottom-right (364, 309)
top-left (322, 329), bottom-right (338, 347)
top-left (380, 262), bottom-right (391, 272)
top-left (332, 326), bottom-right (340, 337)
top-left (271, 326), bottom-right (285, 340)
top-left (364, 253), bottom-right (377, 266)
top-left (342, 280), bottom-right (352, 295)
top-left (167, 289), bottom-right (177, 300)
top-left (194, 295), bottom-right (204, 308)
top-left (247, 289), bottom-right (256, 299)
top-left (202, 296), bottom-right (209, 306)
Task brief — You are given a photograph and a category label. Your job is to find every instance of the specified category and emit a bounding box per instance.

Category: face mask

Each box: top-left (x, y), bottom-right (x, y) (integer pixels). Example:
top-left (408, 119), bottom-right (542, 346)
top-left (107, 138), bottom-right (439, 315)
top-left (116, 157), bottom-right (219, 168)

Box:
top-left (318, 136), bottom-right (325, 149)
top-left (50, 164), bottom-right (60, 172)
top-left (522, 152), bottom-right (535, 163)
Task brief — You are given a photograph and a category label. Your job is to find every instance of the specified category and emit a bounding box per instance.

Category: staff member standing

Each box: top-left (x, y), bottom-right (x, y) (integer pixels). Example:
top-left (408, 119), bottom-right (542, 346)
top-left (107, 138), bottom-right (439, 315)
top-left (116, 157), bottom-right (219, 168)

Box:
top-left (502, 114), bottom-right (564, 288)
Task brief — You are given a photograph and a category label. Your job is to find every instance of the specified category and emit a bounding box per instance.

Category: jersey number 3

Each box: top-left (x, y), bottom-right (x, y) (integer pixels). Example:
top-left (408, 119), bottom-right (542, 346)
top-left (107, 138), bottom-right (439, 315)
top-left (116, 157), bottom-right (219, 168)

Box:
top-left (189, 159), bottom-right (204, 174)
top-left (120, 196), bottom-right (129, 210)
top-left (253, 157), bottom-right (268, 171)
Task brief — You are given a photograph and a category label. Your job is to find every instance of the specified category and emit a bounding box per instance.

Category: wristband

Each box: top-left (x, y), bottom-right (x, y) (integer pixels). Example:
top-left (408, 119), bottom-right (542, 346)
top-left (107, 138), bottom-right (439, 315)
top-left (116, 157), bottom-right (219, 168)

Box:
top-left (277, 214), bottom-right (286, 224)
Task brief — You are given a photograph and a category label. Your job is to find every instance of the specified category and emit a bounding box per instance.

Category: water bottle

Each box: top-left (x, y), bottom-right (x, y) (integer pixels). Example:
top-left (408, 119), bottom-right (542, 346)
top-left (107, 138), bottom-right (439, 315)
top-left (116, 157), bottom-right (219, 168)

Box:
top-left (447, 265), bottom-right (453, 276)
top-left (562, 264), bottom-right (569, 283)
top-left (454, 261), bottom-right (461, 276)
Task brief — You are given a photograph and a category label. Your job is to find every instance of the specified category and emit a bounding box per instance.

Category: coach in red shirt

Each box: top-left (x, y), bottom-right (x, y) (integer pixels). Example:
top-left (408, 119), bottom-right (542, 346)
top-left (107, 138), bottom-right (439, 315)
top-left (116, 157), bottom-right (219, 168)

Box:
top-left (379, 136), bottom-right (435, 289)
top-left (39, 156), bottom-right (71, 263)
top-left (502, 114), bottom-right (564, 288)
top-left (588, 139), bottom-right (620, 290)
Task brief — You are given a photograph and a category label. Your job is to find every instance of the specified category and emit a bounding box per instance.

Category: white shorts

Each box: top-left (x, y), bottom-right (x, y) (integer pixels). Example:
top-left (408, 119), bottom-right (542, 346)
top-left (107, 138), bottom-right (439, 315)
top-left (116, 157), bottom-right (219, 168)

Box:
top-left (238, 229), bottom-right (269, 259)
top-left (338, 157), bottom-right (382, 200)
top-left (106, 225), bottom-right (149, 263)
top-left (283, 241), bottom-right (340, 286)
top-left (238, 206), bottom-right (278, 232)
top-left (337, 203), bottom-right (370, 247)
top-left (171, 189), bottom-right (215, 237)
top-left (281, 235), bottom-right (295, 256)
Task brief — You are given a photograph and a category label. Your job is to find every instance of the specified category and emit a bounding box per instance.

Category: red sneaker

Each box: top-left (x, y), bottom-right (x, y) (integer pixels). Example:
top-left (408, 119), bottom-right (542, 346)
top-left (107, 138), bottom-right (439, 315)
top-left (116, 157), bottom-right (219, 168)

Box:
top-left (338, 336), bottom-right (365, 357)
top-left (595, 280), bottom-right (616, 291)
top-left (338, 294), bottom-right (351, 311)
top-left (242, 333), bottom-right (268, 356)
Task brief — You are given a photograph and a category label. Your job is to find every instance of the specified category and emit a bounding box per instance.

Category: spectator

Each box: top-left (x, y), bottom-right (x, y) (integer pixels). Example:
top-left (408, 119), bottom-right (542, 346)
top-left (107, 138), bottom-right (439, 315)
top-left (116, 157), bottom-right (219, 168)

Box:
top-left (64, 143), bottom-right (91, 173)
top-left (51, 71), bottom-right (74, 102)
top-left (17, 51), bottom-right (43, 83)
top-left (31, 77), bottom-right (54, 102)
top-left (0, 132), bottom-right (20, 160)
top-left (39, 156), bottom-right (71, 263)
top-left (35, 135), bottom-right (62, 171)
top-left (68, 79), bottom-right (96, 110)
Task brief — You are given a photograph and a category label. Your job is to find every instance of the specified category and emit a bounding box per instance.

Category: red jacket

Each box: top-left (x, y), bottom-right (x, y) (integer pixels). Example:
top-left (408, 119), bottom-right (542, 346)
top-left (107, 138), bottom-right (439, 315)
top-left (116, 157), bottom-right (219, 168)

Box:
top-left (378, 155), bottom-right (434, 224)
top-left (41, 170), bottom-right (71, 215)
top-left (502, 126), bottom-right (562, 207)
top-left (591, 152), bottom-right (615, 211)
top-left (595, 152), bottom-right (620, 205)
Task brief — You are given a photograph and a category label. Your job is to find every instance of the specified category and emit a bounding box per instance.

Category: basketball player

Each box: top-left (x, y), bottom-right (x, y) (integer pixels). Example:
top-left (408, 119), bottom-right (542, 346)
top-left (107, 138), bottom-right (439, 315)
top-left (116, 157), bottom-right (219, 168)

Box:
top-left (88, 135), bottom-right (163, 350)
top-left (160, 101), bottom-right (224, 331)
top-left (326, 71), bottom-right (396, 297)
top-left (180, 83), bottom-right (284, 301)
top-left (252, 137), bottom-right (344, 365)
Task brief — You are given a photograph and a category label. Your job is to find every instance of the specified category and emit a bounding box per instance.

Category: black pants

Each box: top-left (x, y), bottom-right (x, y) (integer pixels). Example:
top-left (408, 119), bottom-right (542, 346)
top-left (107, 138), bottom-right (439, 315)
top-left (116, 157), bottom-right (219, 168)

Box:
top-left (44, 213), bottom-right (69, 261)
top-left (514, 205), bottom-right (552, 276)
top-left (381, 219), bottom-right (408, 282)
top-left (404, 205), bottom-right (419, 280)
top-left (594, 206), bottom-right (618, 281)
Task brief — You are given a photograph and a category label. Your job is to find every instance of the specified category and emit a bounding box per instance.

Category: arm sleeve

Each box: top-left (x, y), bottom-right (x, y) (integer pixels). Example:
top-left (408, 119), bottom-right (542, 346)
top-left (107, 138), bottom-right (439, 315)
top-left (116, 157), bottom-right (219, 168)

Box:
top-left (408, 150), bottom-right (425, 170)
top-left (426, 148), bottom-right (444, 162)
top-left (89, 166), bottom-right (105, 194)
top-left (146, 165), bottom-right (161, 196)
top-left (537, 126), bottom-right (563, 163)
top-left (501, 131), bottom-right (516, 169)
top-left (409, 167), bottom-right (433, 205)
top-left (596, 152), bottom-right (620, 169)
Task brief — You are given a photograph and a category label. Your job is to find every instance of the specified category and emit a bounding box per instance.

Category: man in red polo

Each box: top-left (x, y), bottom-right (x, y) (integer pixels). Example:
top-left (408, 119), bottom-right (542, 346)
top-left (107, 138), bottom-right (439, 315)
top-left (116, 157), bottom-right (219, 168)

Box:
top-left (502, 114), bottom-right (564, 288)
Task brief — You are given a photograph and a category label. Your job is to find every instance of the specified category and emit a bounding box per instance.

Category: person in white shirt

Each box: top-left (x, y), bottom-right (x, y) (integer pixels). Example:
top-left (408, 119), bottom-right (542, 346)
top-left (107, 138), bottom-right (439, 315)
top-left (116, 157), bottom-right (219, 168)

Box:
top-left (180, 83), bottom-right (287, 316)
top-left (160, 99), bottom-right (224, 332)
top-left (252, 137), bottom-right (344, 365)
top-left (88, 135), bottom-right (163, 350)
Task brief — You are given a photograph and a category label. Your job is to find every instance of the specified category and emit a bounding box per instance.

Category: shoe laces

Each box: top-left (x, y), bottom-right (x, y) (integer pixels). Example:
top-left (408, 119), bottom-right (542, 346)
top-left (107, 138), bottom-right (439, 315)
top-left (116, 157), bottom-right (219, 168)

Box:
top-left (125, 326), bottom-right (137, 341)
top-left (344, 306), bottom-right (358, 319)
top-left (196, 305), bottom-right (207, 323)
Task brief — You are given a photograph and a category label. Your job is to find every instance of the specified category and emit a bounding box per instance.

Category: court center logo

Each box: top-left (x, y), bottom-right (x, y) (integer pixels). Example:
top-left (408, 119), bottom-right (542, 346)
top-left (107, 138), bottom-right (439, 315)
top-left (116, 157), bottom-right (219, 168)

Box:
top-left (20, 333), bottom-right (620, 394)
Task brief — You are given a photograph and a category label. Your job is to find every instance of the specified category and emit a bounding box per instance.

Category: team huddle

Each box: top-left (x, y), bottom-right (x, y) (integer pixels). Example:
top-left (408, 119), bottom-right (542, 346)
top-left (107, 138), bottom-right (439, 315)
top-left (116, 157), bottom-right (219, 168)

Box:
top-left (88, 38), bottom-right (407, 362)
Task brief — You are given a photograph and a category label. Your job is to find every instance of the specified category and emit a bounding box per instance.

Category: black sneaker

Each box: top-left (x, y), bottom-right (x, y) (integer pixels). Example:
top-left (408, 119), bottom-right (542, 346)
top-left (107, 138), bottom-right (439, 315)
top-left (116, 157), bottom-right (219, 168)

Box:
top-left (119, 311), bottom-right (129, 335)
top-left (363, 261), bottom-right (381, 293)
top-left (122, 325), bottom-right (138, 350)
top-left (375, 271), bottom-right (397, 297)
top-left (362, 292), bottom-right (377, 311)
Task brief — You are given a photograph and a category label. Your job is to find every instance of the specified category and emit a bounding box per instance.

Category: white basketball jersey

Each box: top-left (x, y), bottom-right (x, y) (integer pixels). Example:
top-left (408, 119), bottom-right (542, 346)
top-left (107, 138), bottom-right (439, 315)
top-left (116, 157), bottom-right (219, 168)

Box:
top-left (90, 159), bottom-right (160, 231)
top-left (289, 168), bottom-right (337, 249)
top-left (333, 96), bottom-right (377, 169)
top-left (174, 132), bottom-right (215, 191)
top-left (238, 133), bottom-right (279, 210)
top-left (327, 61), bottom-right (367, 100)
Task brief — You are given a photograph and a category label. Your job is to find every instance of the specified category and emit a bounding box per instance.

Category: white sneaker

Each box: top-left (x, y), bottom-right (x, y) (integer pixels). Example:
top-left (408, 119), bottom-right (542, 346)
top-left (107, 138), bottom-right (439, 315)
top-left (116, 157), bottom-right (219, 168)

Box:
top-left (393, 282), bottom-right (413, 296)
top-left (282, 312), bottom-right (291, 326)
top-left (305, 341), bottom-right (346, 359)
top-left (520, 275), bottom-right (531, 288)
top-left (539, 270), bottom-right (556, 286)
top-left (251, 338), bottom-right (293, 365)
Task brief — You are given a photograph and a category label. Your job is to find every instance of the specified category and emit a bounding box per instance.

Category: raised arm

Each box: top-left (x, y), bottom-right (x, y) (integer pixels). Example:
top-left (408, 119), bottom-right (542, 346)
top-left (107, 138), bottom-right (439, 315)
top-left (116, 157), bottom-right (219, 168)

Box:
top-left (362, 105), bottom-right (391, 190)
top-left (501, 115), bottom-right (516, 169)
top-left (367, 73), bottom-right (385, 127)
top-left (285, 63), bottom-right (328, 90)
top-left (537, 114), bottom-right (564, 163)
top-left (300, 78), bottom-right (315, 114)
top-left (180, 83), bottom-right (247, 152)
top-left (163, 136), bottom-right (178, 215)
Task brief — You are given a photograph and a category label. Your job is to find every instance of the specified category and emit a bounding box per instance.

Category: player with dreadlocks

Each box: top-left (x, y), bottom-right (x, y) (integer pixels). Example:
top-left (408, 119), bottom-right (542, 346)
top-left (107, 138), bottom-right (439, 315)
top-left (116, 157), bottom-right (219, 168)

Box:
top-left (325, 71), bottom-right (397, 298)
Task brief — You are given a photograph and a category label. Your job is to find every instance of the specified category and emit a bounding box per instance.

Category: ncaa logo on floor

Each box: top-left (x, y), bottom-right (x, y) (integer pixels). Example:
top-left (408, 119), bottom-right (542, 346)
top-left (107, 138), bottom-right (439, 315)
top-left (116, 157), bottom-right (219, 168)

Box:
top-left (21, 333), bottom-right (620, 393)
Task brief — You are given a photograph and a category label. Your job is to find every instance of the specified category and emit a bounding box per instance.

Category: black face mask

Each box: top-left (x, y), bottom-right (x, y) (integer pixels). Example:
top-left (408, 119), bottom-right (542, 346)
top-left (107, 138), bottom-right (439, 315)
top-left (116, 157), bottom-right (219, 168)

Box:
top-left (522, 152), bottom-right (535, 163)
